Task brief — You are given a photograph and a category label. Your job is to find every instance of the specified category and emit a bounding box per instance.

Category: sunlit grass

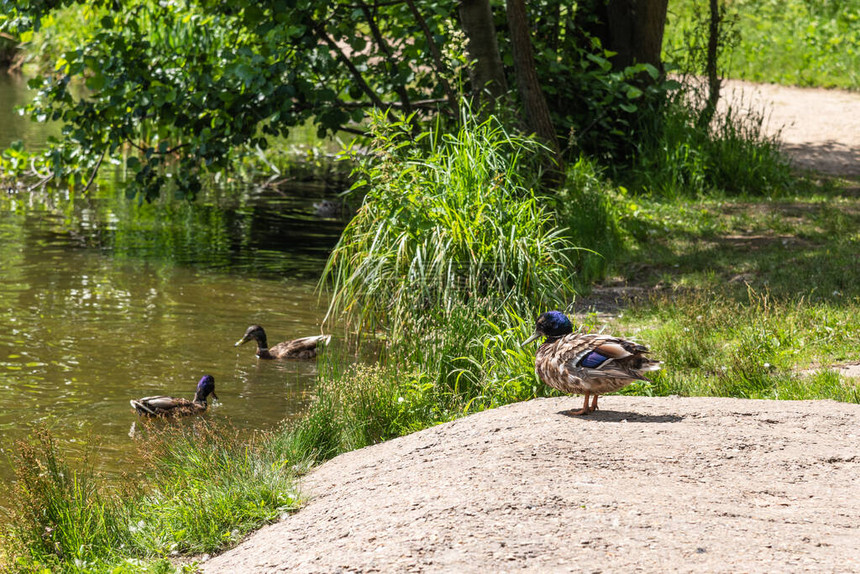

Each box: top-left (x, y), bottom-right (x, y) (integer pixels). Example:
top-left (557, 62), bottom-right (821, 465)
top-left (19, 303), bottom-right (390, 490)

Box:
top-left (1, 422), bottom-right (301, 572)
top-left (321, 108), bottom-right (578, 337)
top-left (665, 0), bottom-right (860, 90)
top-left (617, 288), bottom-right (860, 401)
top-left (587, 191), bottom-right (860, 405)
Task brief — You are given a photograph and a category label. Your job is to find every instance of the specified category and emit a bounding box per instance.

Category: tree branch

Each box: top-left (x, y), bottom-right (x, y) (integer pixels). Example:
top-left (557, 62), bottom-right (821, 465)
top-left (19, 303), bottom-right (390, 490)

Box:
top-left (312, 20), bottom-right (386, 109)
top-left (404, 0), bottom-right (459, 113)
top-left (358, 1), bottom-right (413, 114)
top-left (337, 125), bottom-right (370, 137)
top-left (81, 150), bottom-right (105, 193)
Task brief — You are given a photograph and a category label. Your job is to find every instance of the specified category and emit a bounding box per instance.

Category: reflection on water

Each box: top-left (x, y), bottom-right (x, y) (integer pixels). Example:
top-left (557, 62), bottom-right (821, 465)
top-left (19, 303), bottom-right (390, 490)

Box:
top-left (0, 74), bottom-right (60, 150)
top-left (0, 184), bottom-right (345, 485)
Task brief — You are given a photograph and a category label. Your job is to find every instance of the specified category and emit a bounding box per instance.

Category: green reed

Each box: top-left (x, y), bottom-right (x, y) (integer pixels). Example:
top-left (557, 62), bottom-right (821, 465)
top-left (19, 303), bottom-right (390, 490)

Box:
top-left (321, 108), bottom-right (577, 337)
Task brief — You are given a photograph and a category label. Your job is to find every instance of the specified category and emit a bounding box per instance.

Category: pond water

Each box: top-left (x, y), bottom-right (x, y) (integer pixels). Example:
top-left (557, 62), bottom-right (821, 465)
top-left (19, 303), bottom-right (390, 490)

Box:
top-left (0, 76), bottom-right (347, 486)
top-left (0, 73), bottom-right (59, 149)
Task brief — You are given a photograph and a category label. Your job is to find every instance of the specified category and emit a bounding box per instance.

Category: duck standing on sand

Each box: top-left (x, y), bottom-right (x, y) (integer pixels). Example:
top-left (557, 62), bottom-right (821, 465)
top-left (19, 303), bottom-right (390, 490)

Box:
top-left (130, 375), bottom-right (218, 417)
top-left (521, 311), bottom-right (661, 415)
top-left (234, 325), bottom-right (331, 359)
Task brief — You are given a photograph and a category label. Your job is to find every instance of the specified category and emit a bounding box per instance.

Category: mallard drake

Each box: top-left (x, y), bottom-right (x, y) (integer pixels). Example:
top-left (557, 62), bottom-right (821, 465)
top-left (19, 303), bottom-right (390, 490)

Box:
top-left (521, 311), bottom-right (661, 415)
top-left (234, 325), bottom-right (331, 359)
top-left (130, 375), bottom-right (218, 417)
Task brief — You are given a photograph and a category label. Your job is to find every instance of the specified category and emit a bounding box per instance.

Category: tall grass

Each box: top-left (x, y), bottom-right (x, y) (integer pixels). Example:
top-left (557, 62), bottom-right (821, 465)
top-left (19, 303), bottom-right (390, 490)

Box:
top-left (3, 428), bottom-right (132, 572)
top-left (130, 422), bottom-right (299, 555)
top-left (2, 422), bottom-right (300, 572)
top-left (621, 93), bottom-right (796, 197)
top-left (555, 156), bottom-right (627, 283)
top-left (321, 108), bottom-right (577, 337)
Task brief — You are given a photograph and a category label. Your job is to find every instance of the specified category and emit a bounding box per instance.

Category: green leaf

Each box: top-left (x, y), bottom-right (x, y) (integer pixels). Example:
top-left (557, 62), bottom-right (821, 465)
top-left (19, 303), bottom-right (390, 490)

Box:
top-left (85, 73), bottom-right (106, 91)
top-left (642, 63), bottom-right (660, 80)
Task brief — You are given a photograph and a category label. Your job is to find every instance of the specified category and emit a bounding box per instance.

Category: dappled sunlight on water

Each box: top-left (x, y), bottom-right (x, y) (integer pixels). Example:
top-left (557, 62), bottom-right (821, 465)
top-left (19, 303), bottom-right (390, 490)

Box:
top-left (0, 183), bottom-right (344, 485)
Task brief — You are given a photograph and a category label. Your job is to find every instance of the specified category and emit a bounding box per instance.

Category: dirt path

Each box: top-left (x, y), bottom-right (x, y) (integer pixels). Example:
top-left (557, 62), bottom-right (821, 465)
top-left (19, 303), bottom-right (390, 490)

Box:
top-left (721, 80), bottom-right (860, 177)
top-left (202, 396), bottom-right (860, 573)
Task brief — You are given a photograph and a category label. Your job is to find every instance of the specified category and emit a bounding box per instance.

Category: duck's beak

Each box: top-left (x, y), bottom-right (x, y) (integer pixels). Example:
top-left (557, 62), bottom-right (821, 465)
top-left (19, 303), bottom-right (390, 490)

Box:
top-left (211, 391), bottom-right (219, 402)
top-left (234, 336), bottom-right (248, 347)
top-left (520, 331), bottom-right (542, 346)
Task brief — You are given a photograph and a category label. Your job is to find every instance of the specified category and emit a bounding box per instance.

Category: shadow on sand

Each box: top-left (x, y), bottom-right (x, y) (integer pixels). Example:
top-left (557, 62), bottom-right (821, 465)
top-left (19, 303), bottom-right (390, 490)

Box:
top-left (558, 409), bottom-right (684, 424)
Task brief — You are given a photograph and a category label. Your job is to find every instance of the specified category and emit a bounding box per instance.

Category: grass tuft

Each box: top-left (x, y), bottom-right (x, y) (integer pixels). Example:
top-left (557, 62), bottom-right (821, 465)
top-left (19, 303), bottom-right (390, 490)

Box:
top-left (622, 95), bottom-right (796, 197)
top-left (322, 108), bottom-right (577, 336)
top-left (3, 428), bottom-right (131, 572)
top-left (2, 422), bottom-right (301, 572)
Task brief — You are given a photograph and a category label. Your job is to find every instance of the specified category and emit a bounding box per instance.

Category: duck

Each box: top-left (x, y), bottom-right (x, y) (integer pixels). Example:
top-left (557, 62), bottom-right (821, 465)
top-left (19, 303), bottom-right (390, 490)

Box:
top-left (521, 311), bottom-right (661, 415)
top-left (130, 375), bottom-right (218, 417)
top-left (313, 199), bottom-right (344, 218)
top-left (234, 325), bottom-right (331, 359)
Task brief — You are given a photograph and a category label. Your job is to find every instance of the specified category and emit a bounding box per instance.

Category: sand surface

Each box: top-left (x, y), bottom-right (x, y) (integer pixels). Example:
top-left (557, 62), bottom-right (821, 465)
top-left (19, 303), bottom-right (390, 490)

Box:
top-left (202, 396), bottom-right (860, 573)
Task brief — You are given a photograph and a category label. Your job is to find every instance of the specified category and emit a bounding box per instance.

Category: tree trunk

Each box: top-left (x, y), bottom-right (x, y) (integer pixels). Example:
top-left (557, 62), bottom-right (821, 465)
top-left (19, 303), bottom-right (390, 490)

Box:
top-left (458, 0), bottom-right (508, 108)
top-left (598, 0), bottom-right (669, 72)
top-left (698, 0), bottom-right (722, 127)
top-left (505, 0), bottom-right (559, 158)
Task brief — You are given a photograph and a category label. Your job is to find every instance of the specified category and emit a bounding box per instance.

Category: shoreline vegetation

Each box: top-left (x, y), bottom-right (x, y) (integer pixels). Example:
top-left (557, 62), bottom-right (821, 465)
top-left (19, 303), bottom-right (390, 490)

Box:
top-left (1, 0), bottom-right (859, 571)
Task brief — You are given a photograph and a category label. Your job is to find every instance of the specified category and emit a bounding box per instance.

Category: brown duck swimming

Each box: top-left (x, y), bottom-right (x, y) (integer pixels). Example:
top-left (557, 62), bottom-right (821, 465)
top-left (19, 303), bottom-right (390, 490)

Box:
top-left (522, 311), bottom-right (661, 415)
top-left (130, 375), bottom-right (218, 417)
top-left (234, 325), bottom-right (331, 359)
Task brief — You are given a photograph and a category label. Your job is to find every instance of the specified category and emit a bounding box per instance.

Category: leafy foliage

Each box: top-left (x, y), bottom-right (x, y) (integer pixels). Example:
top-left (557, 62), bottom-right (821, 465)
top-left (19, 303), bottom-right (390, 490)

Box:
top-left (1, 0), bottom-right (463, 198)
top-left (1, 0), bottom-right (689, 198)
top-left (666, 0), bottom-right (860, 90)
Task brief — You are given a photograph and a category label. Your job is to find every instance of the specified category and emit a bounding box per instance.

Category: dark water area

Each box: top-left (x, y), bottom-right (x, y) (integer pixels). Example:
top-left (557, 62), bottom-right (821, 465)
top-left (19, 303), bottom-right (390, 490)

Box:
top-left (0, 76), bottom-right (349, 488)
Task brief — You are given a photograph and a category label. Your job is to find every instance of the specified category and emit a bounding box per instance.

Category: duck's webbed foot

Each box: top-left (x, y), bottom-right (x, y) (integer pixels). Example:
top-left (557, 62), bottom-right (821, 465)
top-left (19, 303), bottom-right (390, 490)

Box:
top-left (563, 393), bottom-right (593, 416)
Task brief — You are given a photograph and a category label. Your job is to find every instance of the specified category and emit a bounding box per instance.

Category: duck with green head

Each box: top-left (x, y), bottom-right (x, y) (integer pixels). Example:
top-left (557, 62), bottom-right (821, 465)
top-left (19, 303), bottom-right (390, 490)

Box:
top-left (130, 375), bottom-right (218, 417)
top-left (234, 325), bottom-right (331, 359)
top-left (522, 311), bottom-right (661, 415)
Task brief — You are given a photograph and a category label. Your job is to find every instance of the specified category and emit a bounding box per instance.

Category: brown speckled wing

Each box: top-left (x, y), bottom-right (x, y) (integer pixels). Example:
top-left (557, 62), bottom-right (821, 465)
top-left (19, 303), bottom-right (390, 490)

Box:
top-left (132, 395), bottom-right (202, 416)
top-left (271, 335), bottom-right (331, 359)
top-left (535, 333), bottom-right (654, 395)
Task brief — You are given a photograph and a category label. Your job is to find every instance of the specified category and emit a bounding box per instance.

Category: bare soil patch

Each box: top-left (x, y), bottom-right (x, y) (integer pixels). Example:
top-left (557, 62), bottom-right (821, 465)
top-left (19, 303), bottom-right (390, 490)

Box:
top-left (721, 80), bottom-right (860, 178)
top-left (202, 396), bottom-right (860, 573)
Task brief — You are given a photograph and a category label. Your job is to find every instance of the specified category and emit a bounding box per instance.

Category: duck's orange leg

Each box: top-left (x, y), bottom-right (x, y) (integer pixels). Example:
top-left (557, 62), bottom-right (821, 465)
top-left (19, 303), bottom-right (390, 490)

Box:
top-left (566, 392), bottom-right (592, 416)
top-left (589, 394), bottom-right (600, 413)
